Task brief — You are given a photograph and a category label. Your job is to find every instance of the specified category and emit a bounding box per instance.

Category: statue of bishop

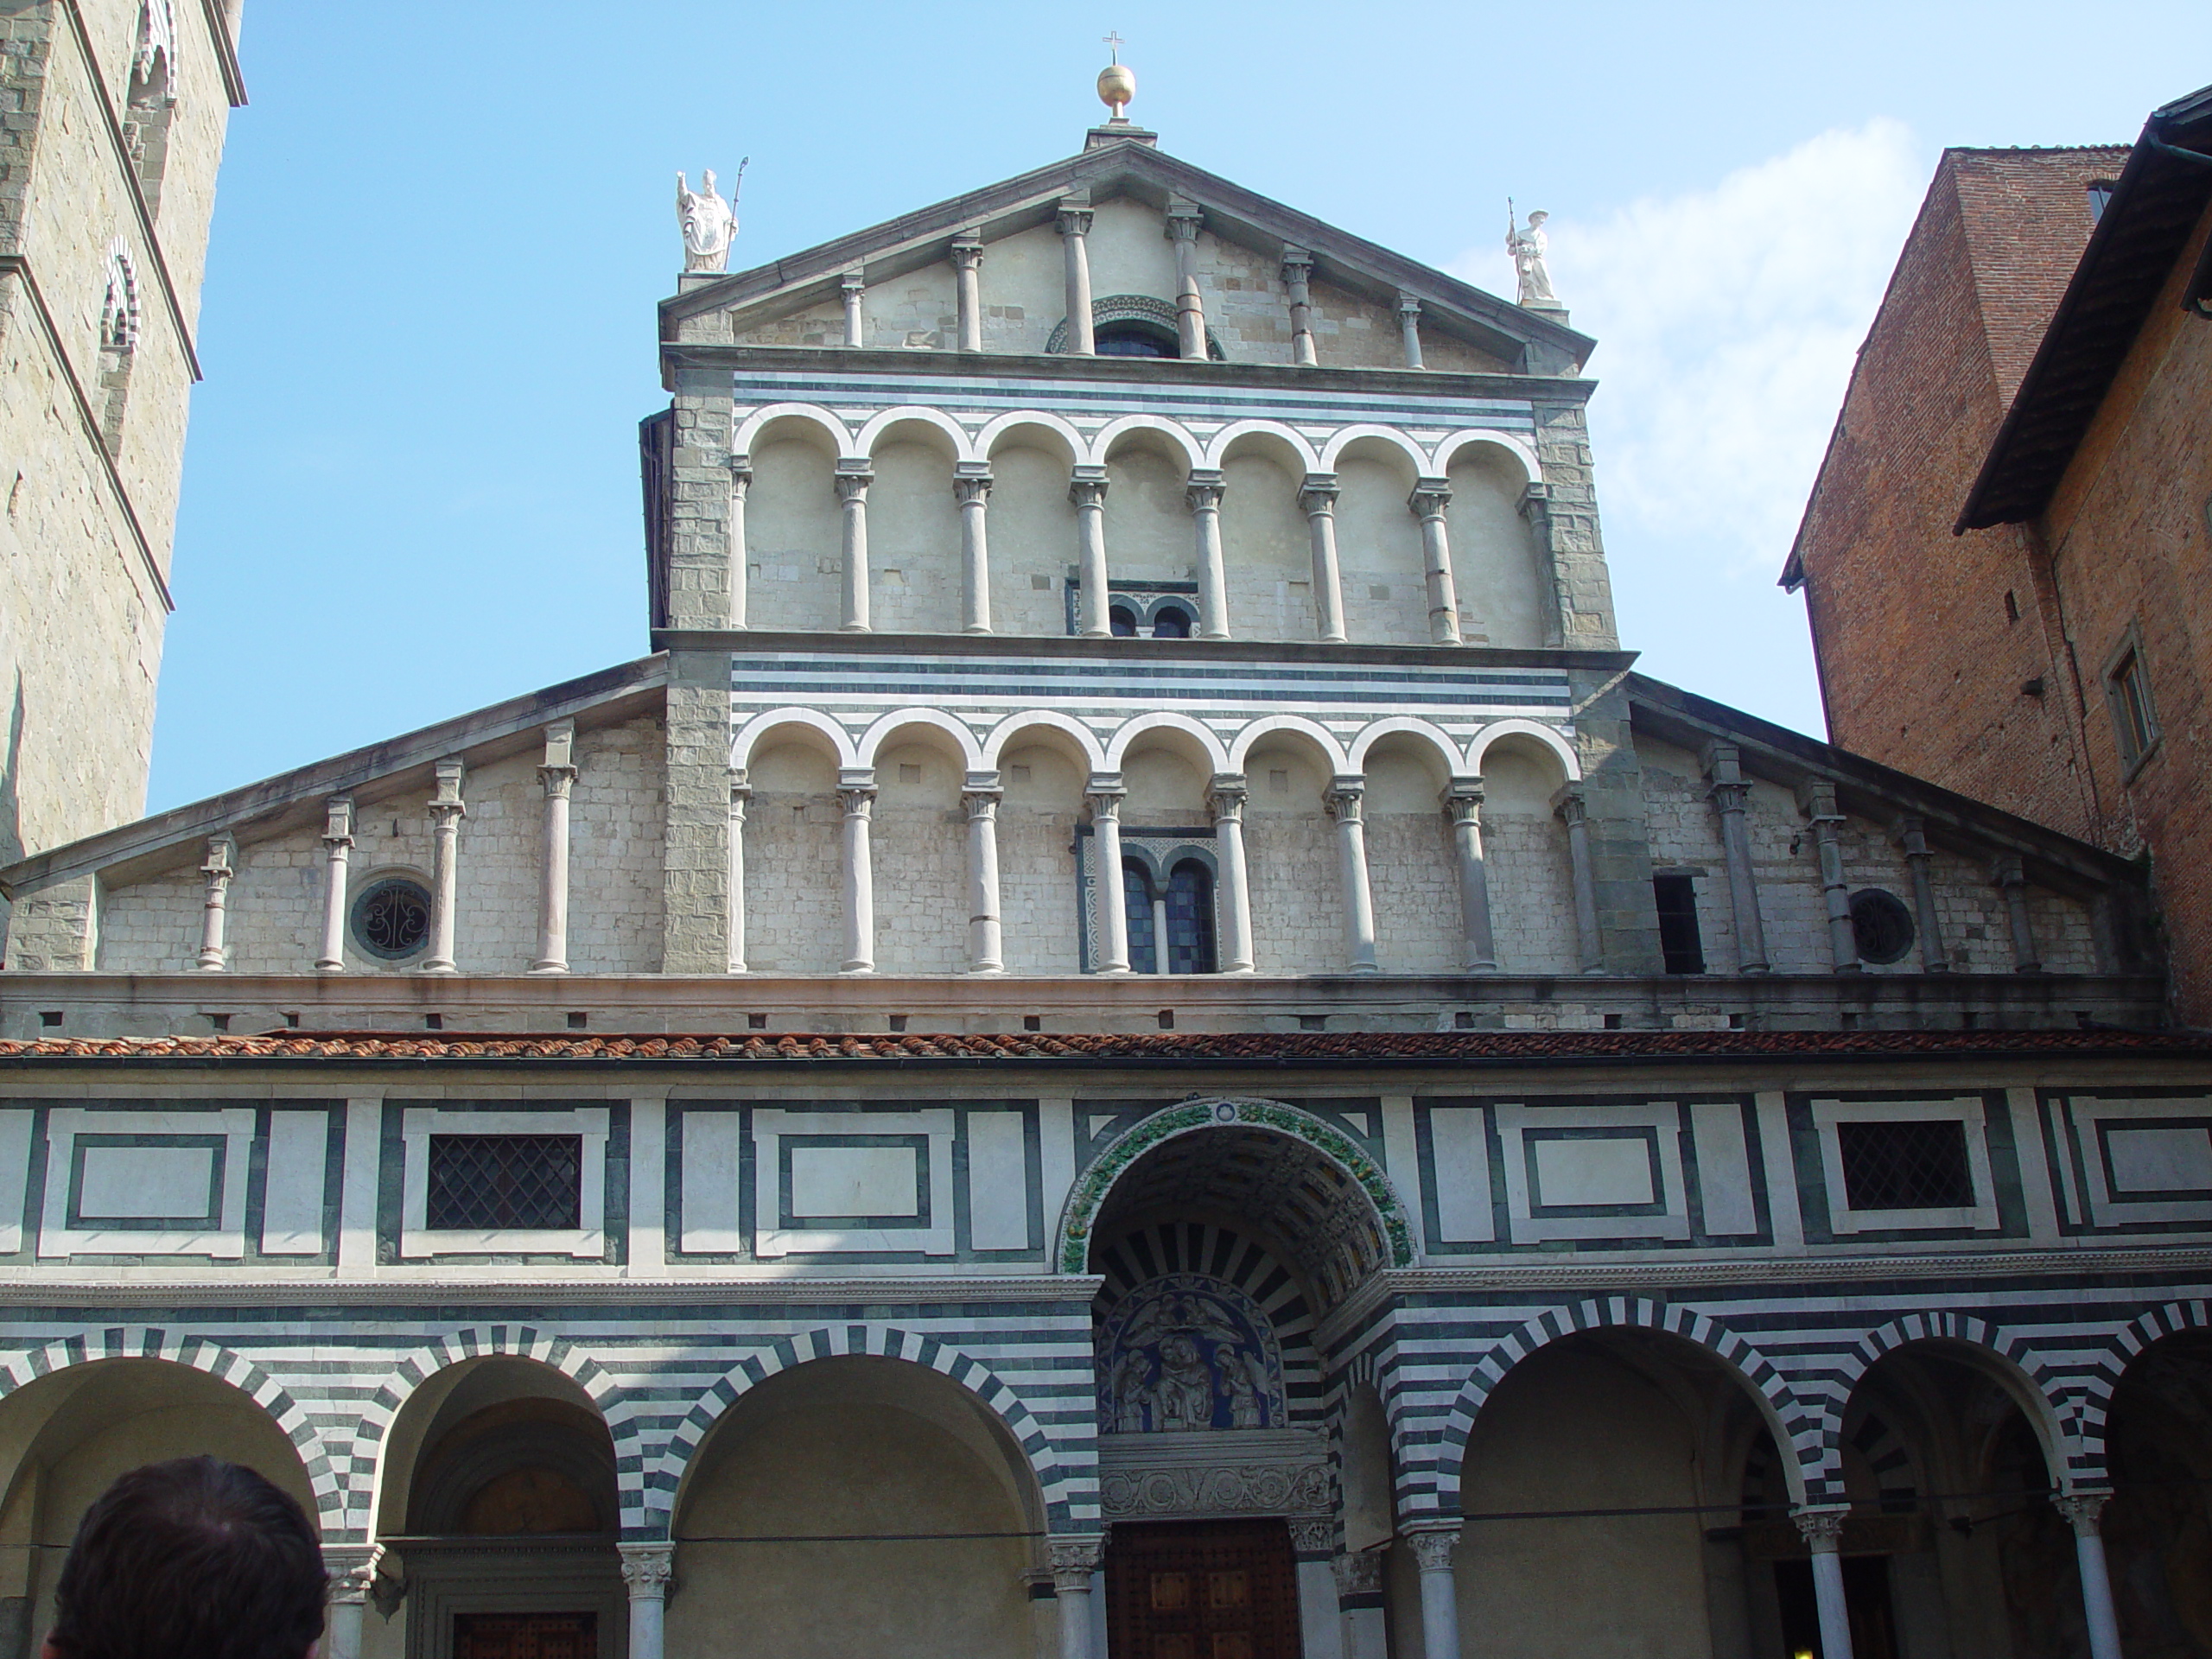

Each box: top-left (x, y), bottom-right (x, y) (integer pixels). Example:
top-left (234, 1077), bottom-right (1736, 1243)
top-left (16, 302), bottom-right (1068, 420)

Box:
top-left (677, 165), bottom-right (741, 273)
top-left (1507, 207), bottom-right (1557, 307)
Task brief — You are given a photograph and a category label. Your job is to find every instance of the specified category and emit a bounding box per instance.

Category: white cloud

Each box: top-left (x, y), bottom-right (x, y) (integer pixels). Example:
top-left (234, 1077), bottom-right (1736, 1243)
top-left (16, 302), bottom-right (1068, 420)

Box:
top-left (1455, 119), bottom-right (1928, 579)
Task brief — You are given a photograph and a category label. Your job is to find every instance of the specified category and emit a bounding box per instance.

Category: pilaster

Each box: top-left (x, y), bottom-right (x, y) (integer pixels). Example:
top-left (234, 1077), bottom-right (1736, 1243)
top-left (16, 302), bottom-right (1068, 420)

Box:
top-left (662, 653), bottom-right (733, 975)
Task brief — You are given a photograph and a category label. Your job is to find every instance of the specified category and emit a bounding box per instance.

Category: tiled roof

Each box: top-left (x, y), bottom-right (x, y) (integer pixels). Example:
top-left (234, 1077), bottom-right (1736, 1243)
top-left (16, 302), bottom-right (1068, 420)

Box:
top-left (0, 1029), bottom-right (2202, 1065)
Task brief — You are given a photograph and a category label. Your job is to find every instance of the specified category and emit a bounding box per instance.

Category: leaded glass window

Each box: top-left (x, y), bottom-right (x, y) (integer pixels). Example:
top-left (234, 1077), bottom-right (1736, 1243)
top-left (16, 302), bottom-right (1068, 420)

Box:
top-left (426, 1135), bottom-right (582, 1230)
top-left (1164, 860), bottom-right (1217, 974)
top-left (1123, 861), bottom-right (1158, 971)
top-left (1836, 1120), bottom-right (1973, 1211)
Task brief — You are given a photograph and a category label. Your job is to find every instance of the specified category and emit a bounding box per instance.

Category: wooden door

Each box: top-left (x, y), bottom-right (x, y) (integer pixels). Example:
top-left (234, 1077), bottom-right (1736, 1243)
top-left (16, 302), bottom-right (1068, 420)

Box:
top-left (452, 1611), bottom-right (597, 1659)
top-left (1106, 1519), bottom-right (1304, 1659)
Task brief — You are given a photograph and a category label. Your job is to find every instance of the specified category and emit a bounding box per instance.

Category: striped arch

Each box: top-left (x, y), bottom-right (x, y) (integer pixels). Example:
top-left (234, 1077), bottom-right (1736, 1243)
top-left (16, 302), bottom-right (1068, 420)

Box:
top-left (645, 1325), bottom-right (1075, 1535)
top-left (0, 1328), bottom-right (340, 1525)
top-left (2075, 1298), bottom-right (2212, 1486)
top-left (1344, 715), bottom-right (1462, 777)
top-left (1466, 716), bottom-right (1581, 780)
top-left (855, 404), bottom-right (977, 463)
top-left (731, 401), bottom-right (858, 460)
top-left (349, 1325), bottom-right (637, 1541)
top-left (1227, 714), bottom-right (1349, 775)
top-left (1427, 428), bottom-right (1540, 483)
top-left (731, 707), bottom-right (860, 770)
top-left (855, 707), bottom-right (986, 771)
top-left (1418, 1299), bottom-right (1810, 1518)
top-left (1090, 413), bottom-right (1205, 472)
top-left (1203, 418), bottom-right (1321, 473)
top-left (1815, 1313), bottom-right (2087, 1503)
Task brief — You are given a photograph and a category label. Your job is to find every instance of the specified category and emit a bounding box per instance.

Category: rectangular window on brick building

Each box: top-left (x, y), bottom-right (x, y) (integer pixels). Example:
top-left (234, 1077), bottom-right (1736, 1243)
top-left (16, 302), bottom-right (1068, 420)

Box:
top-left (2105, 642), bottom-right (2160, 772)
top-left (1652, 874), bottom-right (1706, 974)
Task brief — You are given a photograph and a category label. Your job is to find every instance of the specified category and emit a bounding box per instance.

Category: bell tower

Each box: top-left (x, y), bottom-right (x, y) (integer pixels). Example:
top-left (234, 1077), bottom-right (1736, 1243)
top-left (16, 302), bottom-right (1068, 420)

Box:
top-left (0, 0), bottom-right (245, 938)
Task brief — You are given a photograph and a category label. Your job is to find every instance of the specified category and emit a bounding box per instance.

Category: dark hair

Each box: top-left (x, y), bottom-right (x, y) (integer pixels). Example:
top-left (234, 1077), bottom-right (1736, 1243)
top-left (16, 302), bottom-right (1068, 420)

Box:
top-left (50, 1457), bottom-right (327, 1659)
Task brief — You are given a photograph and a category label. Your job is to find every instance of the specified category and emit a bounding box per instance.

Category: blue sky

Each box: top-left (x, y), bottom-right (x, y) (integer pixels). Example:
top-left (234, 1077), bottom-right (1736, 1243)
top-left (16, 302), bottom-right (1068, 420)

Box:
top-left (149, 2), bottom-right (2207, 810)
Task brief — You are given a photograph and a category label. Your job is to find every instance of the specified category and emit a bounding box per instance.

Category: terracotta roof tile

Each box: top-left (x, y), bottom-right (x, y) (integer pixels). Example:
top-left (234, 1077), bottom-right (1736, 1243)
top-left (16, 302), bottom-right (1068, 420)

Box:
top-left (0, 1029), bottom-right (2202, 1065)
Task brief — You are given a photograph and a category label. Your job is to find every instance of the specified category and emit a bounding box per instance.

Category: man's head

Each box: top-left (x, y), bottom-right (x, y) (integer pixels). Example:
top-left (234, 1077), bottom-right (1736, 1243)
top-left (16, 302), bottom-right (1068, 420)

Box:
top-left (47, 1457), bottom-right (327, 1659)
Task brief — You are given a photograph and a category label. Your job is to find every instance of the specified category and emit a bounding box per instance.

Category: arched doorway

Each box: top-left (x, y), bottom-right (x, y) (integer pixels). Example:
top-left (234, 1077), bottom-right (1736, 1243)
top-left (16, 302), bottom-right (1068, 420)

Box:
top-left (1076, 1103), bottom-right (1407, 1658)
top-left (665, 1354), bottom-right (1045, 1659)
top-left (0, 1358), bottom-right (318, 1659)
top-left (374, 1358), bottom-right (621, 1659)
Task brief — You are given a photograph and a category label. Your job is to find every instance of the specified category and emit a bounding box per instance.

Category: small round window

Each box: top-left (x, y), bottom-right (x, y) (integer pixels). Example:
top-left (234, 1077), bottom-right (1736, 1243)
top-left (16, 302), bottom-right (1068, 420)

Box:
top-left (351, 877), bottom-right (431, 961)
top-left (1849, 888), bottom-right (1916, 965)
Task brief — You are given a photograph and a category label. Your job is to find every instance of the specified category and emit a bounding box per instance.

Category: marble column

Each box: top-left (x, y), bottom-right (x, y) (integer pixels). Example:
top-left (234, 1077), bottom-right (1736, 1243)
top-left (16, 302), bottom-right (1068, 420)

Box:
top-left (1326, 779), bottom-right (1381, 974)
top-left (835, 462), bottom-right (873, 632)
top-left (1058, 202), bottom-right (1096, 356)
top-left (1554, 783), bottom-right (1605, 974)
top-left (951, 233), bottom-right (984, 353)
top-left (531, 721), bottom-right (577, 975)
top-left (1208, 774), bottom-right (1255, 974)
top-left (955, 462), bottom-right (994, 633)
top-left (1404, 1525), bottom-right (1460, 1659)
top-left (1289, 1518), bottom-right (1347, 1659)
top-left (1070, 466), bottom-right (1110, 636)
top-left (1049, 1536), bottom-right (1106, 1659)
top-left (1993, 855), bottom-right (2043, 971)
top-left (1444, 780), bottom-right (1498, 973)
top-left (1300, 474), bottom-right (1348, 643)
top-left (1703, 744), bottom-right (1770, 974)
top-left (1895, 816), bottom-right (1950, 971)
top-left (1408, 478), bottom-right (1462, 645)
top-left (840, 271), bottom-right (865, 347)
top-left (963, 774), bottom-right (1005, 974)
top-left (1187, 468), bottom-right (1230, 639)
top-left (194, 835), bottom-right (234, 971)
top-left (1799, 780), bottom-right (1861, 973)
top-left (1793, 1509), bottom-right (1856, 1659)
top-left (2055, 1492), bottom-right (2125, 1659)
top-left (1396, 290), bottom-right (1426, 371)
top-left (726, 455), bottom-right (752, 629)
top-left (1334, 1548), bottom-right (1388, 1659)
top-left (837, 770), bottom-right (877, 974)
top-left (618, 1542), bottom-right (674, 1659)
top-left (726, 773), bottom-right (750, 975)
top-left (321, 1545), bottom-right (381, 1659)
top-left (315, 797), bottom-right (353, 972)
top-left (1086, 779), bottom-right (1131, 974)
top-left (422, 758), bottom-right (466, 974)
top-left (1281, 246), bottom-right (1319, 365)
top-left (1166, 203), bottom-right (1208, 359)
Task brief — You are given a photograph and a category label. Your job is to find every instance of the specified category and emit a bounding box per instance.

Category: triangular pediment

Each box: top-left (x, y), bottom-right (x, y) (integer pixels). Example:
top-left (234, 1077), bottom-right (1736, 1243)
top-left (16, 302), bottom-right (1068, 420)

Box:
top-left (662, 137), bottom-right (1592, 374)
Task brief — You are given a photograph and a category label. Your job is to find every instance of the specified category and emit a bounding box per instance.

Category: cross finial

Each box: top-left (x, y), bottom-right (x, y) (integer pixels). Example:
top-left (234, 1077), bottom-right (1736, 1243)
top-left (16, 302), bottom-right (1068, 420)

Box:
top-left (1103, 30), bottom-right (1123, 63)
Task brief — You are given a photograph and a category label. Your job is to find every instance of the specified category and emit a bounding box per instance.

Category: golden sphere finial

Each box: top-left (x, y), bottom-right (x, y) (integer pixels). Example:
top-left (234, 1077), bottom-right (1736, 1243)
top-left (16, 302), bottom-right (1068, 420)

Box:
top-left (1097, 32), bottom-right (1135, 119)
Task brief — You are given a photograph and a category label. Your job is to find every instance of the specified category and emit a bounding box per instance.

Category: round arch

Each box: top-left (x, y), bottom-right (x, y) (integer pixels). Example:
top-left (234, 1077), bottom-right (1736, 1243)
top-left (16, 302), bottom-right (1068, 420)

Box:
top-left (1344, 716), bottom-right (1463, 777)
top-left (1205, 419), bottom-right (1321, 474)
top-left (1419, 1299), bottom-right (1808, 1518)
top-left (646, 1326), bottom-right (1068, 1535)
top-left (732, 402), bottom-right (858, 461)
top-left (353, 1325), bottom-right (634, 1539)
top-left (1105, 710), bottom-right (1230, 774)
top-left (1090, 413), bottom-right (1205, 474)
top-left (1227, 715), bottom-right (1349, 776)
top-left (976, 410), bottom-right (1084, 467)
top-left (855, 404), bottom-right (976, 464)
top-left (980, 709), bottom-right (1107, 772)
top-left (730, 708), bottom-right (860, 772)
top-left (1467, 717), bottom-right (1581, 780)
top-left (1319, 423), bottom-right (1429, 476)
top-left (855, 708), bottom-right (985, 772)
top-left (1056, 1096), bottom-right (1415, 1279)
top-left (1427, 429), bottom-right (1540, 483)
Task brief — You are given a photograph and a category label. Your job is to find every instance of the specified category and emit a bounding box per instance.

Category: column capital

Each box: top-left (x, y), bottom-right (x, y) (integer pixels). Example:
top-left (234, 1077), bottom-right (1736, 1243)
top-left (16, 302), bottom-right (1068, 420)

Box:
top-left (537, 764), bottom-right (577, 800)
top-left (949, 233), bottom-right (984, 270)
top-left (952, 459), bottom-right (994, 505)
top-left (1298, 473), bottom-right (1340, 513)
top-left (1990, 853), bottom-right (2027, 889)
top-left (321, 796), bottom-right (354, 848)
top-left (2055, 1491), bottom-right (2112, 1535)
top-left (833, 462), bottom-right (874, 502)
top-left (1206, 773), bottom-right (1248, 819)
top-left (1792, 1506), bottom-right (1850, 1553)
top-left (839, 269), bottom-right (866, 296)
top-left (1068, 463), bottom-right (1109, 508)
top-left (1396, 289), bottom-right (1424, 318)
top-left (323, 1542), bottom-right (384, 1604)
top-left (1164, 202), bottom-right (1205, 241)
top-left (1442, 778), bottom-right (1484, 823)
top-left (618, 1541), bottom-right (676, 1595)
top-left (200, 835), bottom-right (234, 880)
top-left (961, 787), bottom-right (1002, 821)
top-left (1408, 477), bottom-right (1452, 518)
top-left (1700, 741), bottom-right (1745, 787)
top-left (1401, 1522), bottom-right (1458, 1571)
top-left (1280, 245), bottom-right (1313, 283)
top-left (1517, 479), bottom-right (1552, 524)
top-left (1891, 813), bottom-right (1931, 858)
top-left (1287, 1516), bottom-right (1335, 1558)
top-left (1551, 780), bottom-right (1588, 827)
top-left (1056, 204), bottom-right (1095, 238)
top-left (836, 767), bottom-right (877, 817)
top-left (727, 452), bottom-right (753, 488)
top-left (1796, 779), bottom-right (1843, 823)
top-left (1325, 778), bottom-right (1365, 822)
top-left (430, 755), bottom-right (467, 812)
top-left (1084, 776), bottom-right (1127, 818)
top-left (1047, 1533), bottom-right (1106, 1584)
top-left (1185, 467), bottom-right (1225, 512)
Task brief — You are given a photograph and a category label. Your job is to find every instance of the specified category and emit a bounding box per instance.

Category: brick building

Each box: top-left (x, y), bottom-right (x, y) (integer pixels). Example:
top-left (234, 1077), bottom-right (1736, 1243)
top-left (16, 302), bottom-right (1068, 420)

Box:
top-left (1784, 85), bottom-right (2212, 1019)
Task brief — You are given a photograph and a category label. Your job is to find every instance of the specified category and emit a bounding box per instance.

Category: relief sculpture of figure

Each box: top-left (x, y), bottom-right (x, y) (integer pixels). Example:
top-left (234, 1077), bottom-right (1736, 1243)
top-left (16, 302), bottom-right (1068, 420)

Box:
top-left (677, 162), bottom-right (745, 273)
top-left (1154, 1334), bottom-right (1214, 1429)
top-left (1507, 203), bottom-right (1557, 306)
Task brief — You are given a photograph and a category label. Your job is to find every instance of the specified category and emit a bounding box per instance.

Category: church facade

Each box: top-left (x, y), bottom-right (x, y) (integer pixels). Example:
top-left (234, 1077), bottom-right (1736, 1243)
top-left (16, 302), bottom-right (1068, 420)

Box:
top-left (1, 99), bottom-right (2210, 1659)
